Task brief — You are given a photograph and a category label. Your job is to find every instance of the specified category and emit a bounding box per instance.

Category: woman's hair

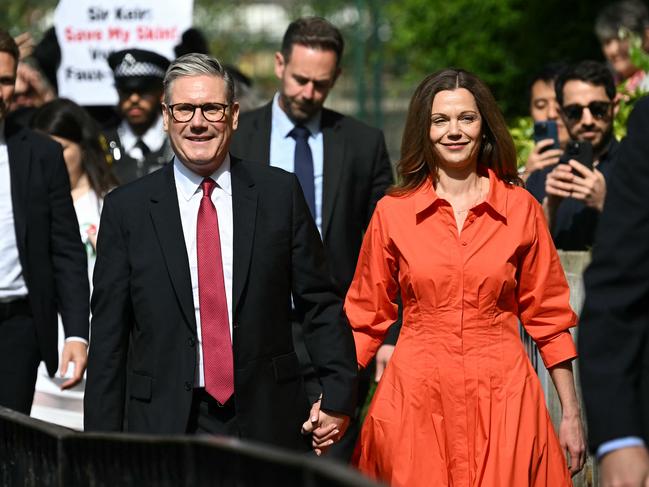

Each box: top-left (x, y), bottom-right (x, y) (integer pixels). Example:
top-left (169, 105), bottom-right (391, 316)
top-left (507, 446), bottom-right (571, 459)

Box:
top-left (31, 98), bottom-right (118, 196)
top-left (392, 68), bottom-right (521, 195)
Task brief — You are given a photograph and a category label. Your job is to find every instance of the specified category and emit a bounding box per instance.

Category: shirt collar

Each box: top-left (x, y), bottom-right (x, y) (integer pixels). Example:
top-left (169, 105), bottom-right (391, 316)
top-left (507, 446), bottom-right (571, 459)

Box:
top-left (173, 154), bottom-right (232, 202)
top-left (413, 167), bottom-right (508, 220)
top-left (118, 114), bottom-right (165, 152)
top-left (271, 92), bottom-right (322, 138)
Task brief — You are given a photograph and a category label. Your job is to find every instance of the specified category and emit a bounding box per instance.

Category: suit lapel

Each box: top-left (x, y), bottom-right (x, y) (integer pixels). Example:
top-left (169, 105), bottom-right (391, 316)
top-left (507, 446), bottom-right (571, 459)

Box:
top-left (230, 157), bottom-right (257, 314)
top-left (6, 125), bottom-right (31, 255)
top-left (321, 109), bottom-right (344, 240)
top-left (149, 165), bottom-right (196, 331)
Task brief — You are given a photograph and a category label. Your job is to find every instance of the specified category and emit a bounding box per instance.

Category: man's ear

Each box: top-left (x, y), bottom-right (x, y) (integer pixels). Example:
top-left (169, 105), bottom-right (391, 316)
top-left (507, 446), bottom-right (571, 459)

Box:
top-left (161, 104), bottom-right (169, 133)
top-left (231, 102), bottom-right (240, 130)
top-left (274, 51), bottom-right (286, 81)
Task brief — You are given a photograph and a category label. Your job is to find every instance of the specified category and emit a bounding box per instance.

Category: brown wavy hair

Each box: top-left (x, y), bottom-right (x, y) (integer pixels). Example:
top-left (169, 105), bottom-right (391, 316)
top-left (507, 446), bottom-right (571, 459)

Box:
top-left (392, 68), bottom-right (521, 195)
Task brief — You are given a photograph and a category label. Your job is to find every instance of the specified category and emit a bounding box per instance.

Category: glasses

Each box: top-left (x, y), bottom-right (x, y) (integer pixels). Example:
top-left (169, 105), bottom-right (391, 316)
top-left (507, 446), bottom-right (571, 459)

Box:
top-left (167, 102), bottom-right (229, 123)
top-left (561, 101), bottom-right (612, 122)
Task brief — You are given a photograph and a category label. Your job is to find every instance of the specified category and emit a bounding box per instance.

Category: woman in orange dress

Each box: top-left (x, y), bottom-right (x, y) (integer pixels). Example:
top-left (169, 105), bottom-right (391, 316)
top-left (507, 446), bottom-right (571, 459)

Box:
top-left (345, 69), bottom-right (586, 486)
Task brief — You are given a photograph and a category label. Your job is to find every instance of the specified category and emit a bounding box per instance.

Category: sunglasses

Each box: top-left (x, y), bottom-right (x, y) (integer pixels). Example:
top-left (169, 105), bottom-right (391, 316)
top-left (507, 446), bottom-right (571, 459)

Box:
top-left (561, 101), bottom-right (612, 122)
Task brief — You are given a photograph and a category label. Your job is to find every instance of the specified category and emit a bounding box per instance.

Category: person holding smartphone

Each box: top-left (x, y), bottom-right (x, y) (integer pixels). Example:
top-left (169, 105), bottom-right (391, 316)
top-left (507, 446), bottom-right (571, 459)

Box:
top-left (521, 63), bottom-right (570, 182)
top-left (526, 61), bottom-right (619, 250)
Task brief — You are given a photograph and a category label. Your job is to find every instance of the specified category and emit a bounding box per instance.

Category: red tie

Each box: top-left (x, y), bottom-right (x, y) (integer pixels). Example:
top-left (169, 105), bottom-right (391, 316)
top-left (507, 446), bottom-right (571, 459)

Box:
top-left (197, 177), bottom-right (234, 404)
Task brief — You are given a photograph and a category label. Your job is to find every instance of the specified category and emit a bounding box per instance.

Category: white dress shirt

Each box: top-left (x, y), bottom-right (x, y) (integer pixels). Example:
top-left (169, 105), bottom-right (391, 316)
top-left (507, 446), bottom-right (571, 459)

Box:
top-left (173, 156), bottom-right (233, 388)
top-left (269, 92), bottom-right (324, 235)
top-left (118, 114), bottom-right (166, 161)
top-left (0, 120), bottom-right (28, 302)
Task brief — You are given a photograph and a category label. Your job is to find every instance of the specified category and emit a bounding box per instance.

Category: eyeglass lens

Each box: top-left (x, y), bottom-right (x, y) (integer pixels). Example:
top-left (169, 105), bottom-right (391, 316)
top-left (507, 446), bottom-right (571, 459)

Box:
top-left (563, 101), bottom-right (611, 121)
top-left (170, 103), bottom-right (227, 122)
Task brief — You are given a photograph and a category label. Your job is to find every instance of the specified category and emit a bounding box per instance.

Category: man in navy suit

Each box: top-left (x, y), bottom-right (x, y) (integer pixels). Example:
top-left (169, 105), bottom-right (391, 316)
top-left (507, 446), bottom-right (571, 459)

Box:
top-left (230, 17), bottom-right (397, 460)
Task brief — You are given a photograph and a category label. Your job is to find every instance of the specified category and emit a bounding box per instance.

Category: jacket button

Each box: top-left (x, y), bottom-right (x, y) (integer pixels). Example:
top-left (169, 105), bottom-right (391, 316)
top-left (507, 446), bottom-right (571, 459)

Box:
top-left (188, 337), bottom-right (195, 347)
top-left (184, 381), bottom-right (192, 391)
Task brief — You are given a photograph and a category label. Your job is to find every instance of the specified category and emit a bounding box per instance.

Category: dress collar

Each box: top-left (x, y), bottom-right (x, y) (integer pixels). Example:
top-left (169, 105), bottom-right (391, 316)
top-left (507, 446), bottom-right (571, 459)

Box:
top-left (413, 167), bottom-right (508, 220)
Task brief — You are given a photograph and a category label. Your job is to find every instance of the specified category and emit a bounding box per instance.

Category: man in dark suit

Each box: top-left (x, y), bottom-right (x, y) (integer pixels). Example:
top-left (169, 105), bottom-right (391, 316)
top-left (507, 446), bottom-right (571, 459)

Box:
top-left (229, 17), bottom-right (397, 459)
top-left (84, 53), bottom-right (357, 454)
top-left (0, 30), bottom-right (89, 414)
top-left (579, 95), bottom-right (649, 486)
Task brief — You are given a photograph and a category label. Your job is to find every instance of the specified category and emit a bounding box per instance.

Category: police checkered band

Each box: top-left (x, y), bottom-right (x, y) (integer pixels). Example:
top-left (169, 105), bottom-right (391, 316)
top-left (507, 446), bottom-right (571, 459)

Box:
top-left (114, 53), bottom-right (166, 79)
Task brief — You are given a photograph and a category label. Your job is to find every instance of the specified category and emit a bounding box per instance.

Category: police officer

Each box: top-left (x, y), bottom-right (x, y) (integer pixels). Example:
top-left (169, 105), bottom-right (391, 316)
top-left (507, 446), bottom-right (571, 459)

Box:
top-left (105, 48), bottom-right (172, 183)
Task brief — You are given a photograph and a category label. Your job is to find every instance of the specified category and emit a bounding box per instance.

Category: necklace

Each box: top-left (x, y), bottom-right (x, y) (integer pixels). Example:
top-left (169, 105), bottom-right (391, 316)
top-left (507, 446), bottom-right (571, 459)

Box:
top-left (452, 177), bottom-right (486, 215)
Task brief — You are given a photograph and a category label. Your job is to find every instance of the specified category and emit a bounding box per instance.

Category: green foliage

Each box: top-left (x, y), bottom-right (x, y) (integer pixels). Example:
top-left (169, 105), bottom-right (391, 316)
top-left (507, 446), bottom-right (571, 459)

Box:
top-left (614, 31), bottom-right (649, 139)
top-left (385, 0), bottom-right (614, 118)
top-left (509, 116), bottom-right (534, 169)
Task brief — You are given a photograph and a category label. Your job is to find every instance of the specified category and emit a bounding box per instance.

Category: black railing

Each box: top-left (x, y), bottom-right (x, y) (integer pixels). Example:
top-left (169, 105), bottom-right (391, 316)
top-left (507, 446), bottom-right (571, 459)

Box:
top-left (0, 407), bottom-right (382, 487)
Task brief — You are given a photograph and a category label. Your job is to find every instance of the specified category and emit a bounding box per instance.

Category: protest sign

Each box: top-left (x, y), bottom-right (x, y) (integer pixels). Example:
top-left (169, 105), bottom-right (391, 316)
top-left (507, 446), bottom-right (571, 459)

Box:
top-left (54, 0), bottom-right (193, 105)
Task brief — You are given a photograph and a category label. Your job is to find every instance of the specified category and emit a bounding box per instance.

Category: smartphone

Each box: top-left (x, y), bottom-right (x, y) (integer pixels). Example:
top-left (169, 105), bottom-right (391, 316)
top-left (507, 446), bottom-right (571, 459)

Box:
top-left (533, 120), bottom-right (560, 151)
top-left (560, 140), bottom-right (593, 169)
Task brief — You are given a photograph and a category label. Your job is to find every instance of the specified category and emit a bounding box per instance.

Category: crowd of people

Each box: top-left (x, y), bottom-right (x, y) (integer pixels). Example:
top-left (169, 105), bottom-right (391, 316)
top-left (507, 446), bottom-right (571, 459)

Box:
top-left (1, 1), bottom-right (649, 486)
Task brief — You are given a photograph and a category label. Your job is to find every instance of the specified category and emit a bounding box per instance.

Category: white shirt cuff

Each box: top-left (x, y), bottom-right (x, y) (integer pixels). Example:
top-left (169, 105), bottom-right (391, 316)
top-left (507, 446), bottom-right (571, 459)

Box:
top-left (597, 437), bottom-right (646, 460)
top-left (65, 336), bottom-right (89, 346)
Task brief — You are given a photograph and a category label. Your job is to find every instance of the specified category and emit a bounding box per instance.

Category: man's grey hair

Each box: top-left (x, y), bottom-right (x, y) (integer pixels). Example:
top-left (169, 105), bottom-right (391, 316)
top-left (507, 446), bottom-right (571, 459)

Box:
top-left (163, 53), bottom-right (236, 105)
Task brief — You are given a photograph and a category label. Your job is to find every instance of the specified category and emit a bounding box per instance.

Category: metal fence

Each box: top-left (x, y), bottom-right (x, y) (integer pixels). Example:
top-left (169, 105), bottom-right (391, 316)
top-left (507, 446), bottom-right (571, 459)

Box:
top-left (521, 250), bottom-right (595, 487)
top-left (0, 407), bottom-right (382, 487)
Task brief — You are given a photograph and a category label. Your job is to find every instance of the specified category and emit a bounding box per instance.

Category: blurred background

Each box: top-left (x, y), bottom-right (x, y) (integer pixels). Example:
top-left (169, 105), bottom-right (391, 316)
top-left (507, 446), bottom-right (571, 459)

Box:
top-left (1, 0), bottom-right (624, 161)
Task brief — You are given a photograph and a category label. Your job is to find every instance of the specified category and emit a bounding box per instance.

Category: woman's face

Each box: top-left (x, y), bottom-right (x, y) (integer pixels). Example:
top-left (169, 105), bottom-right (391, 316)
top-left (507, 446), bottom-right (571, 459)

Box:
top-left (429, 88), bottom-right (482, 171)
top-left (50, 135), bottom-right (83, 181)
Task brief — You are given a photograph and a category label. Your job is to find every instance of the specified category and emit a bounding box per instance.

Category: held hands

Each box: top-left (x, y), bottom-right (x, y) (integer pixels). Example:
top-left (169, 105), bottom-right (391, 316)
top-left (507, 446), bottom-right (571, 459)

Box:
top-left (301, 398), bottom-right (350, 456)
top-left (600, 446), bottom-right (649, 487)
top-left (523, 139), bottom-right (563, 181)
top-left (59, 341), bottom-right (88, 390)
top-left (545, 159), bottom-right (607, 212)
top-left (559, 412), bottom-right (587, 476)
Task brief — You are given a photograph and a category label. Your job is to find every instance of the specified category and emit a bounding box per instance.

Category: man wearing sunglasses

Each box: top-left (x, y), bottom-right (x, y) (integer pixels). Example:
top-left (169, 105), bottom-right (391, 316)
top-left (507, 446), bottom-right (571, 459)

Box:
top-left (526, 61), bottom-right (619, 250)
top-left (104, 48), bottom-right (172, 184)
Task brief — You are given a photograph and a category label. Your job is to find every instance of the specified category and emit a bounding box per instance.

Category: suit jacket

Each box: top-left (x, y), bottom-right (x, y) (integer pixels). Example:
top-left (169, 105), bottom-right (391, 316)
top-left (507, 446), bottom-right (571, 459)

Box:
top-left (84, 157), bottom-right (358, 451)
top-left (230, 103), bottom-right (393, 298)
top-left (579, 95), bottom-right (649, 452)
top-left (6, 120), bottom-right (90, 374)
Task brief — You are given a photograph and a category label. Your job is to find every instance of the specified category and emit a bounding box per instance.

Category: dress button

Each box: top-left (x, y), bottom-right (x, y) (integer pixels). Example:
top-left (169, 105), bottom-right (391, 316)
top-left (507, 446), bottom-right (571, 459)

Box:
top-left (461, 241), bottom-right (468, 246)
top-left (184, 381), bottom-right (192, 391)
top-left (188, 337), bottom-right (195, 347)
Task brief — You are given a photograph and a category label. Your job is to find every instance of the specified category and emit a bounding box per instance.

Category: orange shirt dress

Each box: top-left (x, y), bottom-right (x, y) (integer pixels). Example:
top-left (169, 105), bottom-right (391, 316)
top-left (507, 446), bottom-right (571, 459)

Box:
top-left (345, 169), bottom-right (577, 487)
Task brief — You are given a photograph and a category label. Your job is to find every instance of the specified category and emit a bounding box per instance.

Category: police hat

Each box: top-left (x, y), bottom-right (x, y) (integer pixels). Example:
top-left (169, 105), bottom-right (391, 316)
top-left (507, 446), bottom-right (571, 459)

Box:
top-left (107, 48), bottom-right (170, 93)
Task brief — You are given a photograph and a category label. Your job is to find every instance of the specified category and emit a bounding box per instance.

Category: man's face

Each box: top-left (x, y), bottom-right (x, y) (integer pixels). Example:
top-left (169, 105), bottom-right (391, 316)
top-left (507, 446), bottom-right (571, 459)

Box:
top-left (162, 75), bottom-right (239, 177)
top-left (530, 79), bottom-right (569, 144)
top-left (0, 52), bottom-right (17, 121)
top-left (274, 44), bottom-right (340, 123)
top-left (118, 86), bottom-right (163, 131)
top-left (560, 80), bottom-right (614, 153)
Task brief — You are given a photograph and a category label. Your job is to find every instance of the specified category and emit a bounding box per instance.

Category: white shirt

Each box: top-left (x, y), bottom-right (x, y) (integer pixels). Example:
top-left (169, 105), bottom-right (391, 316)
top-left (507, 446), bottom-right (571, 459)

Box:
top-left (269, 92), bottom-right (324, 235)
top-left (0, 120), bottom-right (28, 302)
top-left (173, 156), bottom-right (233, 388)
top-left (118, 114), bottom-right (166, 161)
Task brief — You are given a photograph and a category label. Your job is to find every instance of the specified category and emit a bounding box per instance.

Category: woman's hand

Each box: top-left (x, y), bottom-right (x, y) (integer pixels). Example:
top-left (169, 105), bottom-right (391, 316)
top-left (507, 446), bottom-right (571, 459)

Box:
top-left (559, 411), bottom-right (587, 475)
